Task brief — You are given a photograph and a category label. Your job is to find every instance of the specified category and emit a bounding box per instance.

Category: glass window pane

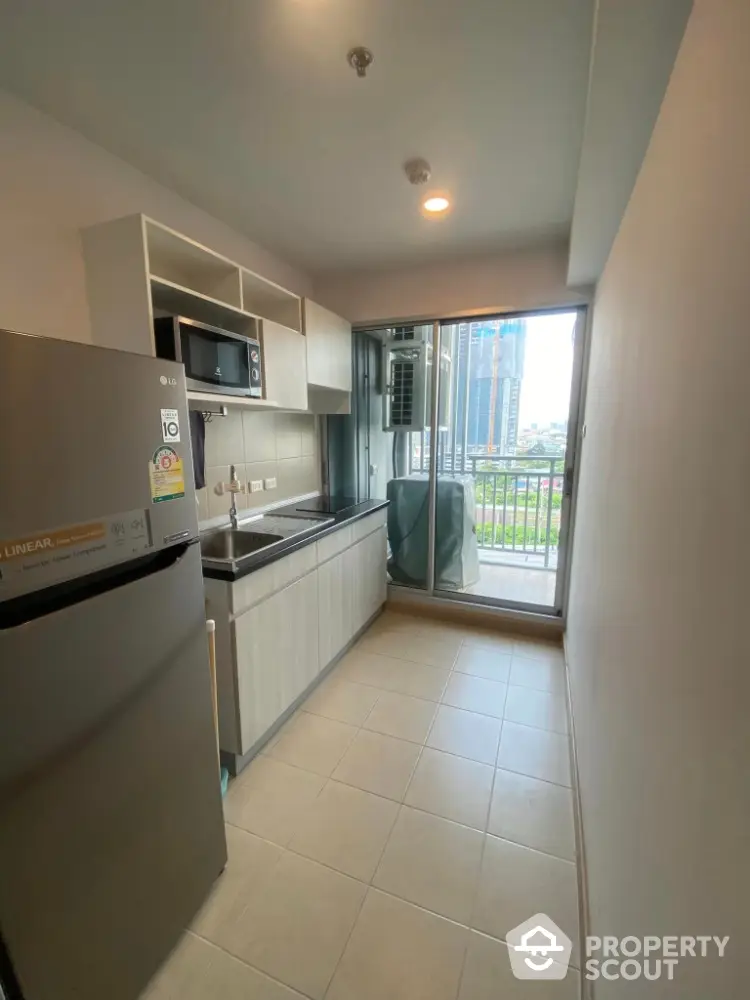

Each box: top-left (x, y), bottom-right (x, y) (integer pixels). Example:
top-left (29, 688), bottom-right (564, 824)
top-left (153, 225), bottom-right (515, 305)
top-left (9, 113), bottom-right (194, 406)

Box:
top-left (433, 312), bottom-right (578, 609)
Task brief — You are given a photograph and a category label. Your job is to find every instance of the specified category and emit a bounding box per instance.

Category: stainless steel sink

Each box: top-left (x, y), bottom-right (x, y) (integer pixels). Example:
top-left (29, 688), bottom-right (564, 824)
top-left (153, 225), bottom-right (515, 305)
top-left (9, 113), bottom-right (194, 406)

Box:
top-left (200, 529), bottom-right (283, 562)
top-left (200, 512), bottom-right (335, 567)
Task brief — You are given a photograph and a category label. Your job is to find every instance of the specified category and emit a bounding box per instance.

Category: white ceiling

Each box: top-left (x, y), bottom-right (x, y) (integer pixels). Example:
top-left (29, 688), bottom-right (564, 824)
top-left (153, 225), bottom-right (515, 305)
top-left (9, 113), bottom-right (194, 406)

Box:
top-left (0, 0), bottom-right (594, 275)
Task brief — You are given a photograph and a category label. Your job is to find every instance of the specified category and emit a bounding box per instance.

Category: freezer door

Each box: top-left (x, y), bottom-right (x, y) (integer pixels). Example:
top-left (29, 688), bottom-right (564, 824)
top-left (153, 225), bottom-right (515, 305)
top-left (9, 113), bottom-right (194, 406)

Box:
top-left (0, 543), bottom-right (226, 1000)
top-left (0, 329), bottom-right (199, 601)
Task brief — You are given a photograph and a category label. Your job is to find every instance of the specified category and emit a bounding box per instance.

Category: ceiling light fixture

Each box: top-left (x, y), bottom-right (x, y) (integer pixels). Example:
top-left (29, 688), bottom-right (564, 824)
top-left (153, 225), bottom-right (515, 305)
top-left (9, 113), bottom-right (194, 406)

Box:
top-left (404, 158), bottom-right (432, 186)
top-left (422, 195), bottom-right (451, 214)
top-left (347, 47), bottom-right (374, 78)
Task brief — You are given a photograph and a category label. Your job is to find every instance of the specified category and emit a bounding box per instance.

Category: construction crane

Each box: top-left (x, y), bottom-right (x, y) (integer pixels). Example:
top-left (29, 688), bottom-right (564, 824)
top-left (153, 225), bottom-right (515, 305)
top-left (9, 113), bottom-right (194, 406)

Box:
top-left (487, 322), bottom-right (501, 453)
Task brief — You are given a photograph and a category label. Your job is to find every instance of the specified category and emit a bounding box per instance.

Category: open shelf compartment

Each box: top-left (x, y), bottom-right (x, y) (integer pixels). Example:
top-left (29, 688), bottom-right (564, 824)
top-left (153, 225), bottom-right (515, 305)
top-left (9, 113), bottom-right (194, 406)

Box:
top-left (150, 276), bottom-right (258, 338)
top-left (241, 269), bottom-right (301, 333)
top-left (146, 219), bottom-right (242, 309)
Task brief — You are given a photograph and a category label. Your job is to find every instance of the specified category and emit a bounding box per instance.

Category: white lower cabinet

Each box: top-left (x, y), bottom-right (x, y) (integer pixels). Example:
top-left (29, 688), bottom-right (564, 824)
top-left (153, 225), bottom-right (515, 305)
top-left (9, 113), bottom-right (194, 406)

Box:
top-left (234, 570), bottom-right (319, 752)
top-left (319, 523), bottom-right (387, 660)
top-left (317, 550), bottom-right (353, 669)
top-left (361, 525), bottom-right (388, 625)
top-left (209, 509), bottom-right (387, 764)
top-left (233, 593), bottom-right (284, 753)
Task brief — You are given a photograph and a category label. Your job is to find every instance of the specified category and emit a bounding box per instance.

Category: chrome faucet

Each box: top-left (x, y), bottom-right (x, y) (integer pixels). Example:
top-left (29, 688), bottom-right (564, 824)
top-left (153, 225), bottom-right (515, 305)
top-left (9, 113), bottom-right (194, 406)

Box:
top-left (228, 464), bottom-right (242, 530)
top-left (214, 465), bottom-right (245, 528)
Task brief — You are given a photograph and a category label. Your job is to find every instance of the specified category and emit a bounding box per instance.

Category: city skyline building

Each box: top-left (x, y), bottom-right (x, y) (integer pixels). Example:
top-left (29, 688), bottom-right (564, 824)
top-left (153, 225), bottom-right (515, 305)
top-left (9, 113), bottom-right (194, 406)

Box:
top-left (454, 317), bottom-right (526, 456)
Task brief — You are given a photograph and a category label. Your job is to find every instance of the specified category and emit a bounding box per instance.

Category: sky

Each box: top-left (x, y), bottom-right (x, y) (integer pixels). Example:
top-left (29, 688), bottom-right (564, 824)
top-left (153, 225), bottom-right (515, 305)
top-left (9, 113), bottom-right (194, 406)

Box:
top-left (516, 312), bottom-right (576, 430)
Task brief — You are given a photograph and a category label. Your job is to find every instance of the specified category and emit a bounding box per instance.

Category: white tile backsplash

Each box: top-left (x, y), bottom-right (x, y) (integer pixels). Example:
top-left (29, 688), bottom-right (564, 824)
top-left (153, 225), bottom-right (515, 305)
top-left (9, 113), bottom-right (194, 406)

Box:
top-left (204, 410), bottom-right (245, 468)
top-left (275, 412), bottom-right (303, 460)
top-left (196, 410), bottom-right (320, 526)
top-left (241, 411), bottom-right (277, 464)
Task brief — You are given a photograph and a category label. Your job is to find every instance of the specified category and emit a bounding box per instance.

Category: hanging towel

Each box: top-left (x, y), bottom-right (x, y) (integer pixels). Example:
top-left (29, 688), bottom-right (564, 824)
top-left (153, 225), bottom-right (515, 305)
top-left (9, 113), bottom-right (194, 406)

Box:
top-left (189, 411), bottom-right (206, 490)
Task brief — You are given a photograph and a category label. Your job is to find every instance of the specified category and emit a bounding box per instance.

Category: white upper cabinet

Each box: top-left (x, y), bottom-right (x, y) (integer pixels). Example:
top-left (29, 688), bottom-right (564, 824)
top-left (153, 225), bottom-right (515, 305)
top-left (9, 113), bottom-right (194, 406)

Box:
top-left (81, 214), bottom-right (304, 410)
top-left (262, 319), bottom-right (309, 411)
top-left (303, 299), bottom-right (352, 392)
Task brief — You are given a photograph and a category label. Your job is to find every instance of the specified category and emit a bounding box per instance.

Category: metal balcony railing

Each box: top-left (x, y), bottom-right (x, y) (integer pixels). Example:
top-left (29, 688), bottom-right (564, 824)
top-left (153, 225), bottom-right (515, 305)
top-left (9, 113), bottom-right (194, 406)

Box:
top-left (409, 448), bottom-right (563, 568)
top-left (468, 455), bottom-right (562, 568)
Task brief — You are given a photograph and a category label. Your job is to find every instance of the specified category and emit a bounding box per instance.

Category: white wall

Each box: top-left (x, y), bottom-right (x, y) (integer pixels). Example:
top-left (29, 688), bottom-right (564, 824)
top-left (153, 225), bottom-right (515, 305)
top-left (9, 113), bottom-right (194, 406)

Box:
top-left (566, 1), bottom-right (747, 995)
top-left (314, 243), bottom-right (590, 325)
top-left (0, 90), bottom-right (311, 343)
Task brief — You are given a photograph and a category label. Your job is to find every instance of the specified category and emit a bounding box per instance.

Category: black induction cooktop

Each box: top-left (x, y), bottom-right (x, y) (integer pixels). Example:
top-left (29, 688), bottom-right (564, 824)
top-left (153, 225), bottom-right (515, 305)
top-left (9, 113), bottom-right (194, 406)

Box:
top-left (294, 496), bottom-right (361, 515)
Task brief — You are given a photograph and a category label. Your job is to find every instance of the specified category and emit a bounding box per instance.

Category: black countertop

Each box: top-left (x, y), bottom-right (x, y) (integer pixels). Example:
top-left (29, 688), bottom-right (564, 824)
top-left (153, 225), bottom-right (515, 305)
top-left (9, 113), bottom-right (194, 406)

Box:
top-left (201, 498), bottom-right (389, 582)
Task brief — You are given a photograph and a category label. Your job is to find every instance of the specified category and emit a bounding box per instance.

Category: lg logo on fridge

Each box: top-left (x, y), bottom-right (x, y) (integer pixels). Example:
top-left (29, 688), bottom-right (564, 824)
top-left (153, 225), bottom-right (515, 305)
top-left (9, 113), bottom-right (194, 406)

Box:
top-left (159, 375), bottom-right (177, 386)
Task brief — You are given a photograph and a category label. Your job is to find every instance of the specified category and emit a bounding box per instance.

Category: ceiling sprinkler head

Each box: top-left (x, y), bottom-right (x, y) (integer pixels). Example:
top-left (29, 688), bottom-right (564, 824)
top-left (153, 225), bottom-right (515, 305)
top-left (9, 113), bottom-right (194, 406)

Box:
top-left (347, 46), bottom-right (374, 78)
top-left (404, 158), bottom-right (432, 186)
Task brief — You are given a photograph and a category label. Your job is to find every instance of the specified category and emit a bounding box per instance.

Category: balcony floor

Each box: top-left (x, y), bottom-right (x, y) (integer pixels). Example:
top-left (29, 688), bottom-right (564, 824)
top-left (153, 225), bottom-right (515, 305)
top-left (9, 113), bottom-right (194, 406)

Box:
top-left (461, 551), bottom-right (558, 608)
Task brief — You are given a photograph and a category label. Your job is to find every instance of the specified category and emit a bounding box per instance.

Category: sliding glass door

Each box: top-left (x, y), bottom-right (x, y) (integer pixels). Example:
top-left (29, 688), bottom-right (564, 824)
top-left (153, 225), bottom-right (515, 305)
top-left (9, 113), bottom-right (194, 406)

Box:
top-left (431, 310), bottom-right (585, 614)
top-left (342, 307), bottom-right (586, 616)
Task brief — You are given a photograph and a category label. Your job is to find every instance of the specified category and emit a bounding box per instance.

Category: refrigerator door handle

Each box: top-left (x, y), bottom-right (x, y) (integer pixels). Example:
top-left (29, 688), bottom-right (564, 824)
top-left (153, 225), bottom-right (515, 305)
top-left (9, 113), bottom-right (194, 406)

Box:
top-left (0, 543), bottom-right (194, 631)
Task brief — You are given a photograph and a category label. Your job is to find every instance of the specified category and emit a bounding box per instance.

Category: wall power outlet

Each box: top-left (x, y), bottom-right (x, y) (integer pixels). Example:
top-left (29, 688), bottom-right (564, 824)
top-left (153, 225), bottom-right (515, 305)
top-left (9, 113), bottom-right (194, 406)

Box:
top-left (264, 477), bottom-right (277, 490)
top-left (249, 480), bottom-right (264, 493)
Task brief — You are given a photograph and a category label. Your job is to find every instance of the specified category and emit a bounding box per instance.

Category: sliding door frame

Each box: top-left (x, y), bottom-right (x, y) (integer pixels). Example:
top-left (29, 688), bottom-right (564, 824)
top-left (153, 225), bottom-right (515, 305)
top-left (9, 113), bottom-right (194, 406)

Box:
top-left (355, 303), bottom-right (589, 621)
top-left (429, 306), bottom-right (588, 618)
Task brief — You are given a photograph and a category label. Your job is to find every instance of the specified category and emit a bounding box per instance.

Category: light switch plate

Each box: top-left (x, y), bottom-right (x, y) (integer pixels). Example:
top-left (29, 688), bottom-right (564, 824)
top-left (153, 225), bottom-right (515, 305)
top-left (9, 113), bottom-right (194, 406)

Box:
top-left (264, 477), bottom-right (277, 490)
top-left (250, 480), bottom-right (263, 493)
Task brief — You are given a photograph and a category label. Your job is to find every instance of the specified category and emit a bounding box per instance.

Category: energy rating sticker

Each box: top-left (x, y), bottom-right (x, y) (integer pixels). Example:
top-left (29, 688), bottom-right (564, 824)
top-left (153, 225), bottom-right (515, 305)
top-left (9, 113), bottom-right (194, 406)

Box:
top-left (160, 408), bottom-right (180, 443)
top-left (149, 446), bottom-right (185, 503)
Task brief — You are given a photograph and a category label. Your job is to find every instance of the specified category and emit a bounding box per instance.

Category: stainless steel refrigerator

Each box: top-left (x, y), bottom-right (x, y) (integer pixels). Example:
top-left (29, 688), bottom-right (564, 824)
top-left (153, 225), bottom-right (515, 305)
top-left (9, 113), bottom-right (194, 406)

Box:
top-left (0, 330), bottom-right (227, 1000)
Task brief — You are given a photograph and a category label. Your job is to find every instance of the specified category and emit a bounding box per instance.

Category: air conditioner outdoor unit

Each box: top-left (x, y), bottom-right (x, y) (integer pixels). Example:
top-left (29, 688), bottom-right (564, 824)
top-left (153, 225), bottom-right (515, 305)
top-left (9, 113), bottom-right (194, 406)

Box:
top-left (382, 328), bottom-right (451, 432)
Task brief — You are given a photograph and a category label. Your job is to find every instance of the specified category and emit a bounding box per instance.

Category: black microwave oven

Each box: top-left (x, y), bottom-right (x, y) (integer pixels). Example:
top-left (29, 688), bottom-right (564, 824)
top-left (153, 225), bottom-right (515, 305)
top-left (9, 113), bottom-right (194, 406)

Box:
top-left (153, 316), bottom-right (263, 398)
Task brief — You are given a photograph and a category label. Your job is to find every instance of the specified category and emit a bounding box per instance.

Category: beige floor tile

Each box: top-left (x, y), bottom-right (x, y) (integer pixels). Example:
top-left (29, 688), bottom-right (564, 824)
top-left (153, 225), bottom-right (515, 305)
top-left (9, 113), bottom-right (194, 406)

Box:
top-left (366, 611), bottom-right (462, 638)
top-left (472, 836), bottom-right (580, 967)
top-left (454, 644), bottom-right (512, 683)
top-left (513, 638), bottom-right (564, 665)
top-left (358, 630), bottom-right (462, 669)
top-left (223, 757), bottom-right (325, 846)
top-left (265, 712), bottom-right (358, 777)
top-left (458, 930), bottom-right (580, 1000)
top-left (405, 747), bottom-right (494, 830)
top-left (263, 709), bottom-right (302, 752)
top-left (488, 769), bottom-right (576, 862)
top-left (510, 655), bottom-right (566, 695)
top-left (220, 852), bottom-right (366, 999)
top-left (335, 648), bottom-right (398, 688)
top-left (504, 685), bottom-right (569, 734)
top-left (416, 621), bottom-right (476, 640)
top-left (302, 676), bottom-right (381, 726)
top-left (363, 690), bottom-right (438, 743)
top-left (191, 825), bottom-right (282, 943)
top-left (373, 806), bottom-right (484, 923)
top-left (142, 932), bottom-right (305, 1000)
top-left (288, 780), bottom-right (399, 881)
top-left (334, 647), bottom-right (449, 701)
top-left (427, 705), bottom-right (502, 765)
top-left (381, 659), bottom-right (451, 701)
top-left (338, 649), bottom-right (450, 702)
top-left (496, 722), bottom-right (571, 787)
top-left (365, 609), bottom-right (417, 634)
top-left (332, 729), bottom-right (422, 801)
top-left (327, 888), bottom-right (468, 1000)
top-left (462, 631), bottom-right (516, 654)
top-left (442, 673), bottom-right (508, 719)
